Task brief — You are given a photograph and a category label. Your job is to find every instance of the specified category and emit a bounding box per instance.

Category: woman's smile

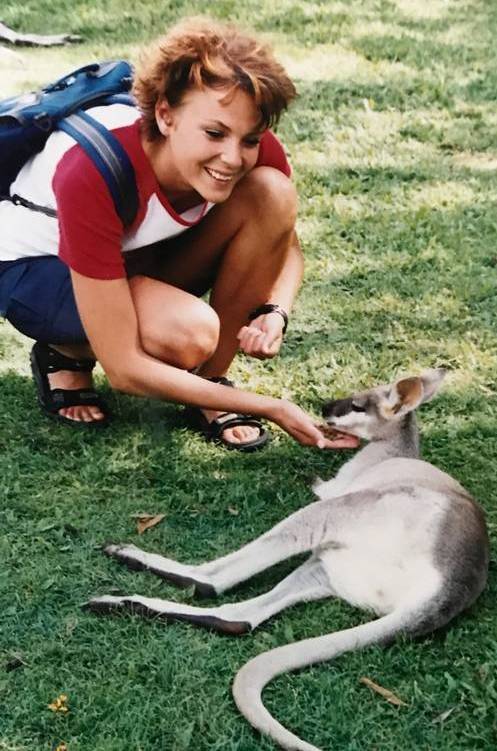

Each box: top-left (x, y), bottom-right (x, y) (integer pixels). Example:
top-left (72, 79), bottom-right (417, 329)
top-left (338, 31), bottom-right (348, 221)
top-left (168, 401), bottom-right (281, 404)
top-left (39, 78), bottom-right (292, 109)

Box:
top-left (204, 166), bottom-right (236, 183)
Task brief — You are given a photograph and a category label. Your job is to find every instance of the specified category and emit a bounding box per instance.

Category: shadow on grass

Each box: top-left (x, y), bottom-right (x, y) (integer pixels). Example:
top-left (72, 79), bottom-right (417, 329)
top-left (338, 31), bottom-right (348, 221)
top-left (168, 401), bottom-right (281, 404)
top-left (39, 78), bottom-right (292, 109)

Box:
top-left (297, 162), bottom-right (497, 199)
top-left (352, 33), bottom-right (472, 70)
top-left (296, 76), bottom-right (455, 114)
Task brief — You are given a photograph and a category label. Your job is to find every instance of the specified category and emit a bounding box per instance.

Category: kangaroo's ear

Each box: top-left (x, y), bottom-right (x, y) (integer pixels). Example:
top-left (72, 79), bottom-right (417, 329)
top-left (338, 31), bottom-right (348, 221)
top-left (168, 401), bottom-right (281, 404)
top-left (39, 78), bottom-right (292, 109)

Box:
top-left (389, 376), bottom-right (424, 415)
top-left (385, 368), bottom-right (446, 417)
top-left (418, 368), bottom-right (447, 403)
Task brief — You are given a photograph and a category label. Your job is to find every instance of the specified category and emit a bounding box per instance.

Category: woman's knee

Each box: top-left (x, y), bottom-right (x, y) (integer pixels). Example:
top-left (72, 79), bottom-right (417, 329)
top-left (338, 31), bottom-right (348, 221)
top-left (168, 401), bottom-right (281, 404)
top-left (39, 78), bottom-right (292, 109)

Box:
top-left (141, 299), bottom-right (220, 370)
top-left (237, 167), bottom-right (298, 233)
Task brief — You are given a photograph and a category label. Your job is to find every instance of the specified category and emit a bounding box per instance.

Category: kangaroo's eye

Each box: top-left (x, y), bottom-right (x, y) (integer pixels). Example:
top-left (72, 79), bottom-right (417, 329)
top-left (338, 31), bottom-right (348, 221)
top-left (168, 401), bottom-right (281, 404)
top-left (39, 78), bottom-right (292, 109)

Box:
top-left (351, 403), bottom-right (366, 413)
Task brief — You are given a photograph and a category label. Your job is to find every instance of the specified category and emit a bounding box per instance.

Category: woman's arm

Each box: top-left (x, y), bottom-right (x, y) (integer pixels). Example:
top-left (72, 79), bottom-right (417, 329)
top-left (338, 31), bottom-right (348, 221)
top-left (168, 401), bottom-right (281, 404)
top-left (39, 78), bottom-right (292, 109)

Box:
top-left (237, 230), bottom-right (303, 358)
top-left (71, 270), bottom-right (357, 449)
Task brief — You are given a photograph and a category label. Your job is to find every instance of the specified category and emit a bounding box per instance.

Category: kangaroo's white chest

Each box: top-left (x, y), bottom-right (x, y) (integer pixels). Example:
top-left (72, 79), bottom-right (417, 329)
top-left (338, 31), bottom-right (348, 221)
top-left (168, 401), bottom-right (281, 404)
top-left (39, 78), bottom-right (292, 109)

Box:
top-left (316, 484), bottom-right (448, 614)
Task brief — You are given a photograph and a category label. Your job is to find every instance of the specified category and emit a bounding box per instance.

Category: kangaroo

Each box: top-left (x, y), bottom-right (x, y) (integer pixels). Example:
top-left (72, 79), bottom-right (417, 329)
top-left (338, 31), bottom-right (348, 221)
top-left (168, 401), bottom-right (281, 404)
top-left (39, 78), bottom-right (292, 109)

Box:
top-left (88, 369), bottom-right (489, 751)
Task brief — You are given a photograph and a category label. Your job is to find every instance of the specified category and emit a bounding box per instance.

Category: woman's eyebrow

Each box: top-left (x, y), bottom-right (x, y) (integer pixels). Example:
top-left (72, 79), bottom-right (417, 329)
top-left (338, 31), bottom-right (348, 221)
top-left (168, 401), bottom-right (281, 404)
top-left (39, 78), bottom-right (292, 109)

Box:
top-left (204, 119), bottom-right (229, 129)
top-left (205, 118), bottom-right (266, 136)
top-left (203, 119), bottom-right (264, 137)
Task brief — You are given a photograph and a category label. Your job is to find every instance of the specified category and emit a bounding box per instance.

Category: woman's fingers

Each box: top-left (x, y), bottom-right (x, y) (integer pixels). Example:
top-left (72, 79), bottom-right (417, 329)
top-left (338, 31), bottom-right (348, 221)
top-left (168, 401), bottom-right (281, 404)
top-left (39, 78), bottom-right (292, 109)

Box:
top-left (237, 324), bottom-right (283, 358)
top-left (270, 400), bottom-right (359, 450)
top-left (240, 327), bottom-right (264, 354)
top-left (325, 434), bottom-right (360, 449)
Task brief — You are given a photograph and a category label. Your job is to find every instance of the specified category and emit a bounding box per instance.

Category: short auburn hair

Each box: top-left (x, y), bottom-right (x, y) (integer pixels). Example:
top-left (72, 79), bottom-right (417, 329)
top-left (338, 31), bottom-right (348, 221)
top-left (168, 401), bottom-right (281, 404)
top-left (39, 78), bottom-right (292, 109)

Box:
top-left (133, 17), bottom-right (297, 140)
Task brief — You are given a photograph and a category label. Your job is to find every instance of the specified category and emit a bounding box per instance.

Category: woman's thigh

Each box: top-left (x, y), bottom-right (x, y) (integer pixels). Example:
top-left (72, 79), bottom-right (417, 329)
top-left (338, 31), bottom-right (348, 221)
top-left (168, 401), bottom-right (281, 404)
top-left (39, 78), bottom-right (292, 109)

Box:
top-left (0, 255), bottom-right (217, 364)
top-left (0, 256), bottom-right (87, 344)
top-left (124, 166), bottom-right (297, 294)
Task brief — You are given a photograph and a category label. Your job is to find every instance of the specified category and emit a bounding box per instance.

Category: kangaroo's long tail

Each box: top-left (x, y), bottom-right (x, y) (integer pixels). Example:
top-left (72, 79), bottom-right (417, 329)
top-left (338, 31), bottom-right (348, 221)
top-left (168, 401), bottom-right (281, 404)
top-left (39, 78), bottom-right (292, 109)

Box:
top-left (232, 608), bottom-right (416, 751)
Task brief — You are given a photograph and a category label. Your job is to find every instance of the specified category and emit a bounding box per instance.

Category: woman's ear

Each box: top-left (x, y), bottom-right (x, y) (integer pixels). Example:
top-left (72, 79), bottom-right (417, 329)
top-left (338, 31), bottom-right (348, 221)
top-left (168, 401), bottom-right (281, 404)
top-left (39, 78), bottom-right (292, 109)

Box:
top-left (155, 99), bottom-right (173, 137)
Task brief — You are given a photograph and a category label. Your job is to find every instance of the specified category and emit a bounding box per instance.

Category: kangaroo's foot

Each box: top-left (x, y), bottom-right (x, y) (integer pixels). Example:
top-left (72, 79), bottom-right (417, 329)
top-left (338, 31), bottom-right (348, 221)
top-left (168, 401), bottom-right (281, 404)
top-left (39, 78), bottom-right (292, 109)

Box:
top-left (103, 543), bottom-right (217, 598)
top-left (84, 594), bottom-right (252, 635)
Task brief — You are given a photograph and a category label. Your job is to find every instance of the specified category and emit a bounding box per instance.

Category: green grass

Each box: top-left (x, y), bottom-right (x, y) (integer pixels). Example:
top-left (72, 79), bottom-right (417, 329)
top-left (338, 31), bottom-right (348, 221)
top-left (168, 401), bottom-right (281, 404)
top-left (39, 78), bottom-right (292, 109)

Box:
top-left (1, 1), bottom-right (497, 749)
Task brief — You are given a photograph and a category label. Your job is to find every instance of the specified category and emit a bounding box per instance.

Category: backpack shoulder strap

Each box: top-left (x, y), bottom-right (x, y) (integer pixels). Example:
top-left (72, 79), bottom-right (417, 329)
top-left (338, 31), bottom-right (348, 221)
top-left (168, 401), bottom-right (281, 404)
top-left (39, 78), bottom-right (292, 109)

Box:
top-left (57, 108), bottom-right (138, 228)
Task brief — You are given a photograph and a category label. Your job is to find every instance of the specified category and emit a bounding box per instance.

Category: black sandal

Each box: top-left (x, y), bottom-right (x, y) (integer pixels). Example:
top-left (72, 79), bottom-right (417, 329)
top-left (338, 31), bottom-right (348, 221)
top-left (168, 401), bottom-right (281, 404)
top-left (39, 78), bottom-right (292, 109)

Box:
top-left (30, 342), bottom-right (110, 428)
top-left (188, 376), bottom-right (270, 452)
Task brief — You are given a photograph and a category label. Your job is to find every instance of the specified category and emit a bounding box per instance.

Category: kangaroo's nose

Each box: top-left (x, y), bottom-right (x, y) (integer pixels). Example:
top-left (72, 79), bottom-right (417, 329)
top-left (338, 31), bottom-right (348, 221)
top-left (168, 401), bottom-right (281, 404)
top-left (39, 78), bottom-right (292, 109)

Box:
top-left (322, 399), bottom-right (337, 418)
top-left (322, 398), bottom-right (352, 418)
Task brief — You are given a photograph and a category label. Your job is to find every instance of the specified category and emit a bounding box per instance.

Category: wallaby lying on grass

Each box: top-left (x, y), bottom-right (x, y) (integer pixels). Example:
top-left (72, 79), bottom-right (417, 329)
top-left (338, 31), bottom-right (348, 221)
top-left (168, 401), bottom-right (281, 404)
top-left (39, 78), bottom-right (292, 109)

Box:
top-left (88, 369), bottom-right (489, 751)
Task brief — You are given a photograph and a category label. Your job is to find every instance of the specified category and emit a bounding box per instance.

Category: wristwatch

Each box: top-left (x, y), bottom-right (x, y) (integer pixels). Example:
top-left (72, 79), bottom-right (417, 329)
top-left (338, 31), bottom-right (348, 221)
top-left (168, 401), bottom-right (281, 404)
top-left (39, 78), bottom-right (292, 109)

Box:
top-left (247, 303), bottom-right (289, 334)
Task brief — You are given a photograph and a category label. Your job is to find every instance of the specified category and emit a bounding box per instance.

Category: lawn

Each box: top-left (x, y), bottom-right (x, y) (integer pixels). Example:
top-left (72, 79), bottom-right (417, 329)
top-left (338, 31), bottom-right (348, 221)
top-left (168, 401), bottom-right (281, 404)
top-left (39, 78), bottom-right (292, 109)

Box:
top-left (1, 1), bottom-right (497, 750)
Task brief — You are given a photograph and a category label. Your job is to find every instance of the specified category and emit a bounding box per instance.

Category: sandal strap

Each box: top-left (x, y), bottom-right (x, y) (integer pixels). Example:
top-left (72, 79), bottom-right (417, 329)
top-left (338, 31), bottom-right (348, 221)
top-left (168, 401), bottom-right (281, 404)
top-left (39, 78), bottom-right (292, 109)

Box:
top-left (30, 342), bottom-right (110, 424)
top-left (45, 388), bottom-right (105, 413)
top-left (33, 342), bottom-right (96, 374)
top-left (208, 412), bottom-right (262, 440)
top-left (189, 375), bottom-right (270, 450)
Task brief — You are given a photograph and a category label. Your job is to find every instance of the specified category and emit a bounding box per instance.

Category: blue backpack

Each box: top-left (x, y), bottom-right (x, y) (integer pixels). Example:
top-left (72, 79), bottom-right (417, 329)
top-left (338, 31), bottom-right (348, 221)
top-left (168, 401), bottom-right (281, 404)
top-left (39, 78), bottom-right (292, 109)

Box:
top-left (0, 60), bottom-right (139, 227)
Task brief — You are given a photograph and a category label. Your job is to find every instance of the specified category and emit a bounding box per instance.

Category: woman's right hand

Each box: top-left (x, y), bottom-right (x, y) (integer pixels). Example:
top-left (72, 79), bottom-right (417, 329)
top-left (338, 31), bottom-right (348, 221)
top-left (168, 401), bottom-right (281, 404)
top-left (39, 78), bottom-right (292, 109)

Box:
top-left (268, 399), bottom-right (360, 449)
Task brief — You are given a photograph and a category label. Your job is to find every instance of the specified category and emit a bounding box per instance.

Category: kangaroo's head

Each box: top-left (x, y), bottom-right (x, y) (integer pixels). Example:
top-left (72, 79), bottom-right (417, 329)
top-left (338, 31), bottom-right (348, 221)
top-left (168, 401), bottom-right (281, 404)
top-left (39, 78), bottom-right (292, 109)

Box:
top-left (322, 369), bottom-right (446, 441)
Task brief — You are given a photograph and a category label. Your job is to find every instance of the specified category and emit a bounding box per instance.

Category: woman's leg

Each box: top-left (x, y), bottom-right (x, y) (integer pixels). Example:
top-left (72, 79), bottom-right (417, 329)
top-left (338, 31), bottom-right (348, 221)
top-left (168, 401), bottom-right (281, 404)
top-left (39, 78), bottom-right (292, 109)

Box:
top-left (1, 258), bottom-right (220, 424)
top-left (0, 257), bottom-right (105, 423)
top-left (7, 167), bottom-right (300, 431)
top-left (133, 167), bottom-right (302, 443)
top-left (48, 284), bottom-right (220, 424)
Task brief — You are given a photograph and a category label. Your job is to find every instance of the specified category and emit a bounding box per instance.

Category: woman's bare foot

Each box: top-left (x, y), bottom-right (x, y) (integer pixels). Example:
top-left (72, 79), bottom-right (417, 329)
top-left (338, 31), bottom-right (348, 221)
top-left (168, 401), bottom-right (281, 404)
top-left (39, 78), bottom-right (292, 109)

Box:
top-left (44, 344), bottom-right (105, 423)
top-left (200, 408), bottom-right (261, 445)
top-left (47, 368), bottom-right (106, 422)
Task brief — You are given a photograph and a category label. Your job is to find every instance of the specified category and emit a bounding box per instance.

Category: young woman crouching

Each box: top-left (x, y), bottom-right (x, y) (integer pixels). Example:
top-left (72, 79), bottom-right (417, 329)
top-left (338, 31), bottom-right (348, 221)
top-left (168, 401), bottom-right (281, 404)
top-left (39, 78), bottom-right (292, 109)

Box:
top-left (0, 17), bottom-right (357, 453)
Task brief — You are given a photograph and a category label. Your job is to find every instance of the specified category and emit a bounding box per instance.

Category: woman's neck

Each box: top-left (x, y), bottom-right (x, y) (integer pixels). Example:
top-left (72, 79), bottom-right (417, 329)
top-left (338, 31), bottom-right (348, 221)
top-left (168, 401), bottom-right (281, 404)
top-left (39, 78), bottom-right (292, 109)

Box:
top-left (140, 131), bottom-right (204, 213)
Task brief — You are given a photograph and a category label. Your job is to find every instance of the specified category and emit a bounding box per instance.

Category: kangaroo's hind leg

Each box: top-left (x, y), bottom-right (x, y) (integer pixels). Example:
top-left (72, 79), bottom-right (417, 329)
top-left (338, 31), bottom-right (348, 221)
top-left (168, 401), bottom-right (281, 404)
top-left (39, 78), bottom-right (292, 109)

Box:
top-left (104, 496), bottom-right (336, 596)
top-left (87, 555), bottom-right (333, 634)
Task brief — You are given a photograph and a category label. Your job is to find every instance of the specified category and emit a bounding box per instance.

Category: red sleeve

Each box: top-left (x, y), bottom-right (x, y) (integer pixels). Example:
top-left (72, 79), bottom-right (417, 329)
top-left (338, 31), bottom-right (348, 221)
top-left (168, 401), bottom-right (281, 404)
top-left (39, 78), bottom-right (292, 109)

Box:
top-left (256, 131), bottom-right (292, 177)
top-left (53, 146), bottom-right (126, 280)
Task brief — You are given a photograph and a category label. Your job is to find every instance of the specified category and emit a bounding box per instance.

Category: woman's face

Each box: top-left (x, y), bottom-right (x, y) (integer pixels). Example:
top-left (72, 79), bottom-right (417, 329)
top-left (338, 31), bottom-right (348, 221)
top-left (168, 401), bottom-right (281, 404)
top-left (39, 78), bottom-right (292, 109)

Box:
top-left (153, 85), bottom-right (264, 203)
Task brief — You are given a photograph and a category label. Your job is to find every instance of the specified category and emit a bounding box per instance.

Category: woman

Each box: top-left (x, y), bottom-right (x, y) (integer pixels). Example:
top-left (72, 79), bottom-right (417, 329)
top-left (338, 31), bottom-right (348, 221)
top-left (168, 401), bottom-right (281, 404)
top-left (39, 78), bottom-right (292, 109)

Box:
top-left (0, 18), bottom-right (357, 453)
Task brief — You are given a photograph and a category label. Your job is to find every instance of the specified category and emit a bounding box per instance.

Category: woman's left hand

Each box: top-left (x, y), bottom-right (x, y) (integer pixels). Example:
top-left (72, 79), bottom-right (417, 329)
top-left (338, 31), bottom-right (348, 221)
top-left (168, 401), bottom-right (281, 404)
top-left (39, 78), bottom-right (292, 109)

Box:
top-left (237, 312), bottom-right (285, 359)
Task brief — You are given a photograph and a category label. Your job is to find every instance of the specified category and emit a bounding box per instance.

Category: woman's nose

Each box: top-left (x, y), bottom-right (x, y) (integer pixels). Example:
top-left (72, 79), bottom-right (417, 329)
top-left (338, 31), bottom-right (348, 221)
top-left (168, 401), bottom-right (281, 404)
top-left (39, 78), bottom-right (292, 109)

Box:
top-left (221, 139), bottom-right (243, 169)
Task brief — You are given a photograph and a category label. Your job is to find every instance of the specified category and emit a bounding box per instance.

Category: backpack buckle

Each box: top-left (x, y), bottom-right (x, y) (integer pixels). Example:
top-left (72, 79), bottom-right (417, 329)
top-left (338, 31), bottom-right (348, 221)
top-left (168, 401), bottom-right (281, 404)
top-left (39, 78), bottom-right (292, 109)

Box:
top-left (33, 112), bottom-right (52, 132)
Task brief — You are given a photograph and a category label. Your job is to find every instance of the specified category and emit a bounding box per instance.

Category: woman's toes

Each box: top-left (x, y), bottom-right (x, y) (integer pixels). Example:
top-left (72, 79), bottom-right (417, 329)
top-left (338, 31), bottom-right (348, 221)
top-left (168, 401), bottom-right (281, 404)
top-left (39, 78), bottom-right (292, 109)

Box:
top-left (88, 406), bottom-right (105, 421)
top-left (67, 407), bottom-right (83, 421)
top-left (83, 406), bottom-right (104, 422)
top-left (222, 425), bottom-right (259, 444)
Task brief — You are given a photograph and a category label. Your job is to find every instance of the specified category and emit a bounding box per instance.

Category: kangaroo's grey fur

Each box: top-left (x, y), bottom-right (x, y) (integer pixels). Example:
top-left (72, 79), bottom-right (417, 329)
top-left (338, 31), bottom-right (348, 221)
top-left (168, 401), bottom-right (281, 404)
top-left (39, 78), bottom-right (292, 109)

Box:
top-left (87, 369), bottom-right (489, 751)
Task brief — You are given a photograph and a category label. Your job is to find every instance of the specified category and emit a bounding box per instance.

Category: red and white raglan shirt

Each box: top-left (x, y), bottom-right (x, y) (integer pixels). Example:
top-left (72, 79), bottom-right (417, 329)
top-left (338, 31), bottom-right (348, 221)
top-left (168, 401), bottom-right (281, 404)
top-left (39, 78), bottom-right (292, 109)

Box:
top-left (0, 103), bottom-right (291, 279)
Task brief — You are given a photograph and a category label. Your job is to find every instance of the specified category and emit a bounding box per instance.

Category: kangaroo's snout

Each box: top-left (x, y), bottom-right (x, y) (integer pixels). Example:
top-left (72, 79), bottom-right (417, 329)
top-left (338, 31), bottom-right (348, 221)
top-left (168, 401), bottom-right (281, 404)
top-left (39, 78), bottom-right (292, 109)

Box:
top-left (322, 397), bottom-right (353, 419)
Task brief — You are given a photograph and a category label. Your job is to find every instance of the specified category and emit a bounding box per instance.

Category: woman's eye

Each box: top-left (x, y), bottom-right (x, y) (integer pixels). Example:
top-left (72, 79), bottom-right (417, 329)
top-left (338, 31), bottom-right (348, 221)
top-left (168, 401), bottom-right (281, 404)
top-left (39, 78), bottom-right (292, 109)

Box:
top-left (243, 138), bottom-right (261, 148)
top-left (205, 130), bottom-right (224, 139)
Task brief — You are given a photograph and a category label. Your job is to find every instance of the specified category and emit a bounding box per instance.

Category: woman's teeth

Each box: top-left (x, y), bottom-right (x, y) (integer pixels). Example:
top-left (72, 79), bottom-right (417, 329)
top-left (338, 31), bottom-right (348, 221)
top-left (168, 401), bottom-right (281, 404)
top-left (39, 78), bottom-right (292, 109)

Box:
top-left (205, 167), bottom-right (232, 183)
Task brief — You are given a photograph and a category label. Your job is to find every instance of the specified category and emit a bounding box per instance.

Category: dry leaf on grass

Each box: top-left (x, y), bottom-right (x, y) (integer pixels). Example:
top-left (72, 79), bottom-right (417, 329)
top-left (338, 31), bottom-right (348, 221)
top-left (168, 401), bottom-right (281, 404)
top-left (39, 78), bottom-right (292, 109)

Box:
top-left (360, 676), bottom-right (407, 706)
top-left (227, 506), bottom-right (239, 516)
top-left (432, 706), bottom-right (456, 723)
top-left (5, 652), bottom-right (28, 672)
top-left (48, 693), bottom-right (69, 713)
top-left (133, 513), bottom-right (166, 534)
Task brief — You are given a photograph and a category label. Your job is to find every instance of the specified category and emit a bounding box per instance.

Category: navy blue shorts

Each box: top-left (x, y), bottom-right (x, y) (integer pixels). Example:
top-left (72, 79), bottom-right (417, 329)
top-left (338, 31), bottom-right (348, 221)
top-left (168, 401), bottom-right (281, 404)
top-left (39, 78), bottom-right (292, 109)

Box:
top-left (0, 256), bottom-right (87, 344)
